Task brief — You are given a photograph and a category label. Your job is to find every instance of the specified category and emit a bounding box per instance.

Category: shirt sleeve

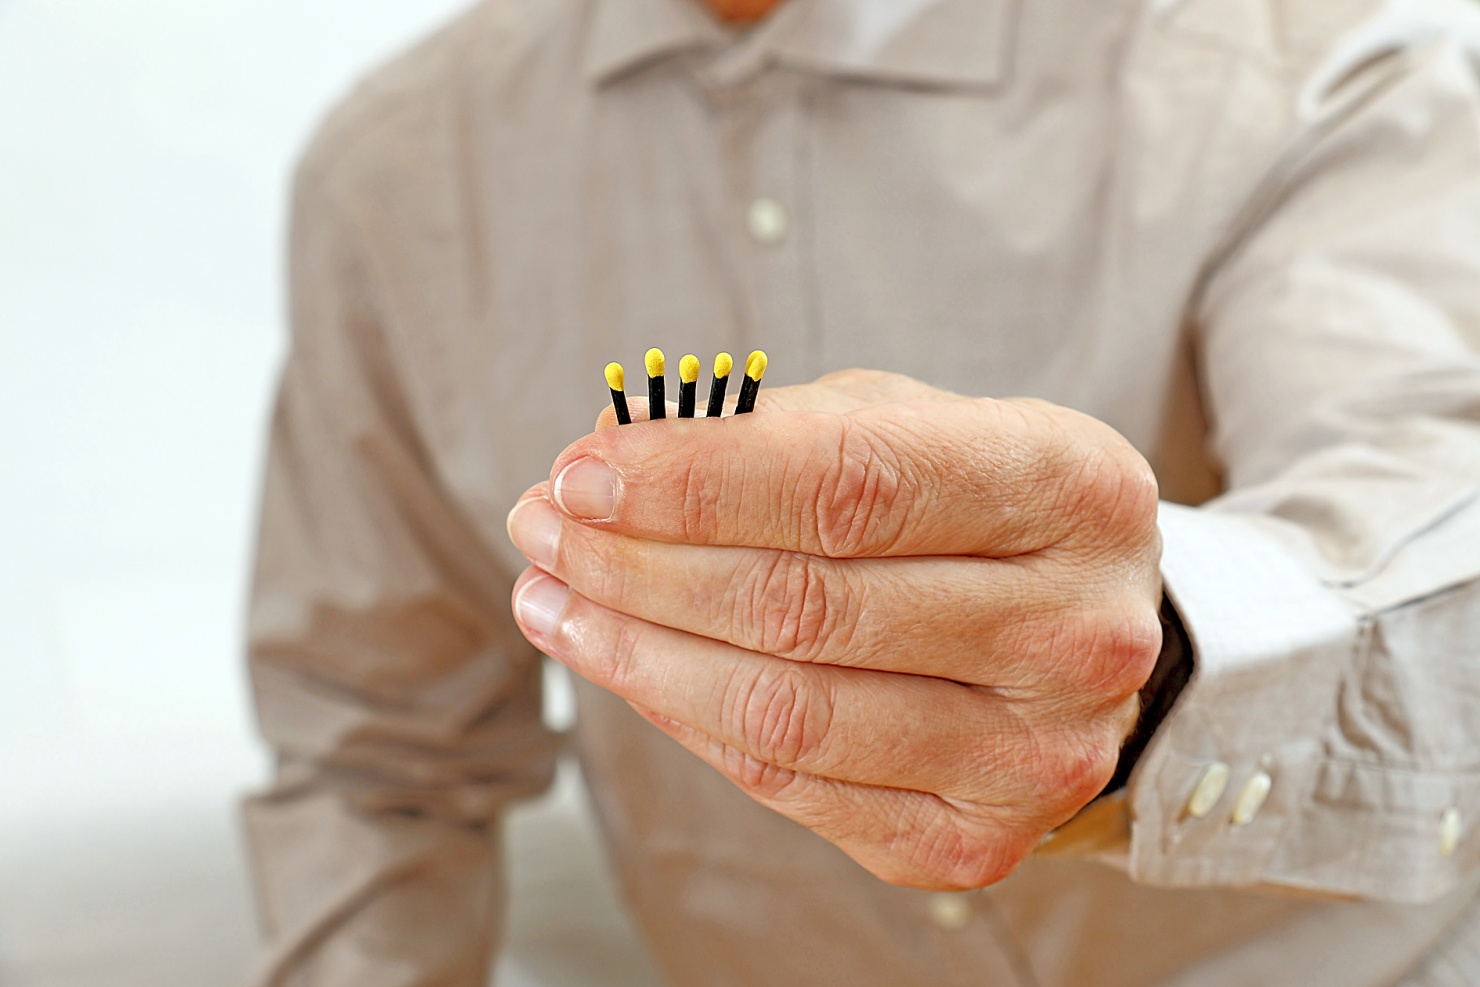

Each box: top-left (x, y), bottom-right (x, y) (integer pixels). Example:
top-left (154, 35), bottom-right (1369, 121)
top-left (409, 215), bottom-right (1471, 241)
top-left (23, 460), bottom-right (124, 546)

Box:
top-left (1126, 34), bottom-right (1480, 902)
top-left (241, 155), bottom-right (560, 985)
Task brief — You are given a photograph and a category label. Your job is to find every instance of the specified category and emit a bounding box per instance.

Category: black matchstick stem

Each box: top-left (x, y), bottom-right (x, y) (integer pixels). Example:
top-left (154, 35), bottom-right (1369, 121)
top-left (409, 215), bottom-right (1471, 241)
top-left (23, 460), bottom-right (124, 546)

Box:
top-left (610, 388), bottom-right (631, 425)
top-left (645, 348), bottom-right (666, 420)
top-left (678, 354), bottom-right (699, 418)
top-left (735, 376), bottom-right (759, 414)
top-left (706, 351), bottom-right (733, 417)
top-left (734, 350), bottom-right (767, 415)
top-left (604, 363), bottom-right (631, 425)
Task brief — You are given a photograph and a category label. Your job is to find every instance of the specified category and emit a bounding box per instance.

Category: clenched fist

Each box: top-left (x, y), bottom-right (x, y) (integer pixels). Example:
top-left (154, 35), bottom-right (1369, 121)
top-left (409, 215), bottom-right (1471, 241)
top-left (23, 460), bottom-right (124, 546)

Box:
top-left (506, 370), bottom-right (1163, 890)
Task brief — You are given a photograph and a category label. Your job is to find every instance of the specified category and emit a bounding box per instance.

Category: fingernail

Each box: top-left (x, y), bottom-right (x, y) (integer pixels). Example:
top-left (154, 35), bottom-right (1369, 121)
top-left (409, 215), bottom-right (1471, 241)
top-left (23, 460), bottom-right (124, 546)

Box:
top-left (506, 497), bottom-right (560, 568)
top-left (514, 574), bottom-right (570, 637)
top-left (554, 457), bottom-right (616, 520)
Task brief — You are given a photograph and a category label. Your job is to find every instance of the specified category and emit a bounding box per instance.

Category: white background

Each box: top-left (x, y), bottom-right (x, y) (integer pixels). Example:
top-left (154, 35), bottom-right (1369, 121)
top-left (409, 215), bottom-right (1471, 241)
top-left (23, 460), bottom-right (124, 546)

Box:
top-left (0, 2), bottom-right (653, 984)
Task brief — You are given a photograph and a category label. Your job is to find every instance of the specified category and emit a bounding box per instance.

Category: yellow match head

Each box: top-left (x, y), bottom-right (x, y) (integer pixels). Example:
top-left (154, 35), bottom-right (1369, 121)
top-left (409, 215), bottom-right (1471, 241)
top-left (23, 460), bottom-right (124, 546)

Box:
top-left (604, 362), bottom-right (625, 391)
top-left (679, 354), bottom-right (700, 384)
top-left (745, 349), bottom-right (768, 381)
top-left (713, 351), bottom-right (733, 378)
top-left (645, 347), bottom-right (665, 377)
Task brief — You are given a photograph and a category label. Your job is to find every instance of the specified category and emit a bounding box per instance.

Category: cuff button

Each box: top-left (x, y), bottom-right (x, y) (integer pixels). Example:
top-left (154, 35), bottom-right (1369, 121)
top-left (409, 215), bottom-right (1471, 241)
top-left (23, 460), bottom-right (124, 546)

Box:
top-left (928, 893), bottom-right (972, 930)
top-left (746, 197), bottom-right (789, 246)
top-left (1230, 770), bottom-right (1272, 826)
top-left (1440, 807), bottom-right (1462, 857)
top-left (1185, 761), bottom-right (1230, 819)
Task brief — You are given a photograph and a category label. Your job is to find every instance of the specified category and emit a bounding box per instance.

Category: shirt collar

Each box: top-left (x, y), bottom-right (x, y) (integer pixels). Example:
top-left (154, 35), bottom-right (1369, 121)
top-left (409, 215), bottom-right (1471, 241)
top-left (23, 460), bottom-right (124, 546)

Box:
top-left (583, 0), bottom-right (1018, 89)
top-left (582, 0), bottom-right (729, 85)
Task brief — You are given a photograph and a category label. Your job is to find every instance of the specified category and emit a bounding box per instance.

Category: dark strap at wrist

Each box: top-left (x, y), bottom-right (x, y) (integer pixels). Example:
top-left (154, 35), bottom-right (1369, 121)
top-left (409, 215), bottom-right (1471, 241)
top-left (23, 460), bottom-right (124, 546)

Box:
top-left (1098, 594), bottom-right (1194, 798)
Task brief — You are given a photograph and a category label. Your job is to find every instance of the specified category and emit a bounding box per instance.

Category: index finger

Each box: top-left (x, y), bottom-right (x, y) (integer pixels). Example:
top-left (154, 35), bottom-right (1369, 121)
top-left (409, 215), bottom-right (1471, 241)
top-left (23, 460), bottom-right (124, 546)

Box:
top-left (549, 398), bottom-right (1153, 558)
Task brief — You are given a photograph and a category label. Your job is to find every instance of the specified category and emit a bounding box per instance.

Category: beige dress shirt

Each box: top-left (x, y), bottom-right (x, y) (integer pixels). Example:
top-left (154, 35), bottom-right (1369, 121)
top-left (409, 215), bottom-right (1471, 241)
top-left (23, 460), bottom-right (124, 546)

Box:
top-left (243, 0), bottom-right (1480, 984)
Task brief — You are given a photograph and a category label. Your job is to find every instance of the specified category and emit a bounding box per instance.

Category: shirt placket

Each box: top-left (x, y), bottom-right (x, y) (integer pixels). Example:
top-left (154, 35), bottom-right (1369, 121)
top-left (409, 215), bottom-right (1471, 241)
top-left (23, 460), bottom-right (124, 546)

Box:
top-left (698, 60), bottom-right (819, 388)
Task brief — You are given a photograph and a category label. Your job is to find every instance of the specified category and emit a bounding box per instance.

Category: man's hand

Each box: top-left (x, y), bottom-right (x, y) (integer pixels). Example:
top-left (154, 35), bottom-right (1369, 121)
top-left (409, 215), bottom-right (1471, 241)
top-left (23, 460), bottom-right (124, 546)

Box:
top-left (506, 370), bottom-right (1163, 890)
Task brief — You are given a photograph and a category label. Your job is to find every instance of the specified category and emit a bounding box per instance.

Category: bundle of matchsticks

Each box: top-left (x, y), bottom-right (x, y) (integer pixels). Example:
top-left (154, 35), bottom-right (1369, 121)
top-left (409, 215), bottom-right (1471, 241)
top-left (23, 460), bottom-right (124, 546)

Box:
top-left (605, 349), bottom-right (767, 424)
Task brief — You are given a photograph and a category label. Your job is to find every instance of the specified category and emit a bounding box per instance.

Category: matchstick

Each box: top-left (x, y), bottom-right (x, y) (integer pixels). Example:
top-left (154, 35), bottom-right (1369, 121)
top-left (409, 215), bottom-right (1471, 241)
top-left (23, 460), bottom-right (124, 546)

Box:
top-left (705, 352), bottom-right (733, 417)
top-left (645, 348), bottom-right (666, 420)
top-left (605, 362), bottom-right (631, 425)
top-left (678, 354), bottom-right (699, 418)
top-left (734, 350), bottom-right (767, 414)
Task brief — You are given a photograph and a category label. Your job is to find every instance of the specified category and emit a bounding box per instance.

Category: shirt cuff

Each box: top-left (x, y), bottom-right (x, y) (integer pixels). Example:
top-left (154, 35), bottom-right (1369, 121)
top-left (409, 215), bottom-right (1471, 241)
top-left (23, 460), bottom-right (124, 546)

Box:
top-left (1125, 502), bottom-right (1361, 891)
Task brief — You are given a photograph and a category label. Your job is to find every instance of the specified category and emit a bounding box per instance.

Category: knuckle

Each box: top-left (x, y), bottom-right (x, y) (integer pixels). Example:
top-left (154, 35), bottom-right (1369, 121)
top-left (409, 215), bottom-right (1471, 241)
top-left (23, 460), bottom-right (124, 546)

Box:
top-left (676, 456), bottom-right (709, 543)
top-left (1045, 603), bottom-right (1163, 699)
top-left (890, 812), bottom-right (1024, 891)
top-left (597, 612), bottom-right (649, 691)
top-left (1047, 420), bottom-right (1160, 553)
top-left (945, 841), bottom-right (1024, 891)
top-left (1103, 603), bottom-right (1164, 695)
top-left (582, 541), bottom-right (637, 607)
top-left (674, 454), bottom-right (745, 545)
top-left (723, 748), bottom-right (802, 801)
top-left (810, 419), bottom-right (906, 558)
top-left (1057, 441), bottom-right (1161, 547)
top-left (1032, 728), bottom-right (1122, 811)
top-left (737, 552), bottom-right (851, 662)
top-left (728, 665), bottom-right (833, 769)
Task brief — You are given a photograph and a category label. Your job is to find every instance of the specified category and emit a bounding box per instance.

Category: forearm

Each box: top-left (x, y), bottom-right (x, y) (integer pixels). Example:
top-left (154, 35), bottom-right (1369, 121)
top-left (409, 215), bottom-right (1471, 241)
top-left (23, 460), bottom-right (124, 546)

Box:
top-left (244, 641), bottom-right (559, 986)
top-left (1124, 499), bottom-right (1480, 901)
top-left (244, 785), bottom-right (504, 987)
top-left (243, 155), bottom-right (560, 983)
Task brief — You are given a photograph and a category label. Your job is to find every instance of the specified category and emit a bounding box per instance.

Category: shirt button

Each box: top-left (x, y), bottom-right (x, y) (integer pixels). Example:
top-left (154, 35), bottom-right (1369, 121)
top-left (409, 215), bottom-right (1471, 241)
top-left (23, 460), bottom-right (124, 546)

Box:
top-left (1230, 770), bottom-right (1272, 826)
top-left (746, 197), bottom-right (789, 246)
top-left (1440, 807), bottom-right (1462, 857)
top-left (928, 892), bottom-right (972, 930)
top-left (1185, 761), bottom-right (1230, 818)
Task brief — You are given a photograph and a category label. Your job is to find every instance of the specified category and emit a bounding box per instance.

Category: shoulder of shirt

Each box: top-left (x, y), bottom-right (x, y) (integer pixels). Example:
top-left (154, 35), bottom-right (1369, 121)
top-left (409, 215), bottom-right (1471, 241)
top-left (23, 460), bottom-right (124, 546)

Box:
top-left (1145, 0), bottom-right (1480, 108)
top-left (292, 0), bottom-right (582, 211)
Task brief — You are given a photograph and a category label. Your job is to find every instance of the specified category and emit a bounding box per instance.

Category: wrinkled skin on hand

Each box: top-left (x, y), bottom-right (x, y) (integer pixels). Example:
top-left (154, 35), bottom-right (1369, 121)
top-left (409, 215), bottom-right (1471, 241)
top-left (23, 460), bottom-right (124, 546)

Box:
top-left (507, 369), bottom-right (1163, 890)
